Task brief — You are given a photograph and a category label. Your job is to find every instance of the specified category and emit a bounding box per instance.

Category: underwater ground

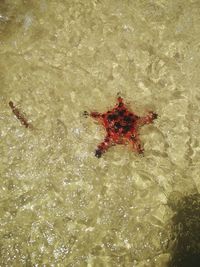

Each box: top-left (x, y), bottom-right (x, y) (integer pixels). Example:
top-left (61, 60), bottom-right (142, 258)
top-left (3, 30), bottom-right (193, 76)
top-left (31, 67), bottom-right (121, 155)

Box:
top-left (0, 0), bottom-right (200, 266)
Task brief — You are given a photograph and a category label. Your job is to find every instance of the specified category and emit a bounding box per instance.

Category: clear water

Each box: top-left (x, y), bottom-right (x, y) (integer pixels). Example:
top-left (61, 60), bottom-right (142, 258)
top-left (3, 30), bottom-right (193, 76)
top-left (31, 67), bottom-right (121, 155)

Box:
top-left (0, 0), bottom-right (200, 266)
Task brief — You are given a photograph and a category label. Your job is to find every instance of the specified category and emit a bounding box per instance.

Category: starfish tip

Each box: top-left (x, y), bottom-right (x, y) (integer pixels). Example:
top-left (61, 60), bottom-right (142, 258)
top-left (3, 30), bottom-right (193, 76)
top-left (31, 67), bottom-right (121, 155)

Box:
top-left (151, 112), bottom-right (158, 120)
top-left (95, 149), bottom-right (102, 158)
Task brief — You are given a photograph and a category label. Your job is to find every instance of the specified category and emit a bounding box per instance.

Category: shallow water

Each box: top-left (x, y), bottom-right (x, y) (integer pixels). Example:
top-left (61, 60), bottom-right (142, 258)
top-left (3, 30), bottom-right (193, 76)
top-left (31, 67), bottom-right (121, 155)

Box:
top-left (0, 0), bottom-right (200, 266)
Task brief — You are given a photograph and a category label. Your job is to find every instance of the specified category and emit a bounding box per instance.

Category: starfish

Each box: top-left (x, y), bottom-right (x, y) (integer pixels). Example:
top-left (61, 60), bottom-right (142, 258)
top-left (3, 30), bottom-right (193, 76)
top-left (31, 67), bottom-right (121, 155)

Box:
top-left (84, 96), bottom-right (157, 158)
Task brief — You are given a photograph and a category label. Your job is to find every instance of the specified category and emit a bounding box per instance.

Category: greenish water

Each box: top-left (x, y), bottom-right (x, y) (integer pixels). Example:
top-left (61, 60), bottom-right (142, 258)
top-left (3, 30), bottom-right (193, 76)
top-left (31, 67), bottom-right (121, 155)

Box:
top-left (0, 0), bottom-right (200, 266)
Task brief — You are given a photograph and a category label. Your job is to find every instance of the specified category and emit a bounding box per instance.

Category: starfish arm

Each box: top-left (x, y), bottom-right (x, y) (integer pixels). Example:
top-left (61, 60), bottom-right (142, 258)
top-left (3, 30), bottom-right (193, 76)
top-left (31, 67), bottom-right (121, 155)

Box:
top-left (129, 135), bottom-right (144, 154)
top-left (95, 136), bottom-right (112, 158)
top-left (117, 96), bottom-right (123, 103)
top-left (90, 111), bottom-right (102, 118)
top-left (117, 96), bottom-right (124, 107)
top-left (136, 111), bottom-right (157, 127)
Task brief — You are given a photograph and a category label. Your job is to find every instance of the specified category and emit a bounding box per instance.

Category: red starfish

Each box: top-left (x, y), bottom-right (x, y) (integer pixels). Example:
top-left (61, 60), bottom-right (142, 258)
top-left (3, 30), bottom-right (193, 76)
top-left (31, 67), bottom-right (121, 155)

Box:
top-left (84, 96), bottom-right (157, 158)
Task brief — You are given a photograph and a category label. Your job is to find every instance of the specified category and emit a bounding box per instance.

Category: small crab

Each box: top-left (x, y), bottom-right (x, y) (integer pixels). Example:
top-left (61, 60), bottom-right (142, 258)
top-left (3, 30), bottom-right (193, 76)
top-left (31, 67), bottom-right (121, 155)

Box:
top-left (84, 96), bottom-right (157, 158)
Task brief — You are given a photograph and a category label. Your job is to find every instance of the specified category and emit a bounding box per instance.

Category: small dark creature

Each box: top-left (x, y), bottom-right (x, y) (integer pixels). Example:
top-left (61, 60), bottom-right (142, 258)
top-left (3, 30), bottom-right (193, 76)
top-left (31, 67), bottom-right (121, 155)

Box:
top-left (9, 101), bottom-right (32, 128)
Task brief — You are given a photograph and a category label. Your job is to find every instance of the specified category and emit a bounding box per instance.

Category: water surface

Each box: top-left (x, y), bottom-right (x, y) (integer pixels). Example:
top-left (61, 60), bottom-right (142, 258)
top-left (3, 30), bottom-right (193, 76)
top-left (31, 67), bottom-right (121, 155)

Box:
top-left (0, 0), bottom-right (200, 266)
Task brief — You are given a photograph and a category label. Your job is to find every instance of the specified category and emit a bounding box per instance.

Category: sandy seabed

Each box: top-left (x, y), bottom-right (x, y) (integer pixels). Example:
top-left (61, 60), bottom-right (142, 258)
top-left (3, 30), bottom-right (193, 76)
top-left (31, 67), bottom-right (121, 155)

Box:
top-left (0, 0), bottom-right (200, 266)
